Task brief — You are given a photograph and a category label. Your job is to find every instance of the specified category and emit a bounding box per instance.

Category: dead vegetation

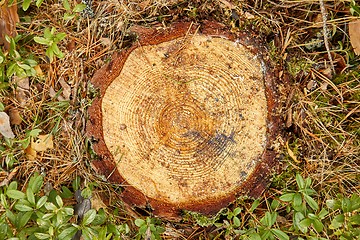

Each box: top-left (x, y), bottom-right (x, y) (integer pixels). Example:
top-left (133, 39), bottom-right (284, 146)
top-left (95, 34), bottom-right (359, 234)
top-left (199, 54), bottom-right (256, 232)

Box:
top-left (0, 0), bottom-right (359, 239)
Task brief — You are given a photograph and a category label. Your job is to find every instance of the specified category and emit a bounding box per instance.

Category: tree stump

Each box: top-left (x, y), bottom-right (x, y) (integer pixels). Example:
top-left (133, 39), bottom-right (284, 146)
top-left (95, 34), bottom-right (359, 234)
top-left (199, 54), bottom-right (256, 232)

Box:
top-left (87, 22), bottom-right (281, 219)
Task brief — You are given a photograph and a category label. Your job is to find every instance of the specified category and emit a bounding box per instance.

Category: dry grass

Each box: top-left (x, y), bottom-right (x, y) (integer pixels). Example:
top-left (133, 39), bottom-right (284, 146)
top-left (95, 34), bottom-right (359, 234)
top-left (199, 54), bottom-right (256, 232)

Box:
top-left (0, 0), bottom-right (359, 239)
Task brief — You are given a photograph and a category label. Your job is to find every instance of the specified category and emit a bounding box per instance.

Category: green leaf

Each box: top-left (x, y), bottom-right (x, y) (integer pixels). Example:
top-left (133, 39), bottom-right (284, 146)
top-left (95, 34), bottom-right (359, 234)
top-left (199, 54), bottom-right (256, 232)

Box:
top-left (350, 214), bottom-right (360, 225)
top-left (42, 213), bottom-right (54, 220)
top-left (34, 233), bottom-right (51, 239)
top-left (260, 229), bottom-right (272, 239)
top-left (58, 226), bottom-right (77, 239)
top-left (17, 63), bottom-right (31, 70)
top-left (250, 199), bottom-right (260, 213)
top-left (15, 65), bottom-right (27, 77)
top-left (55, 195), bottom-right (63, 208)
top-left (63, 207), bottom-right (74, 216)
top-left (24, 59), bottom-right (37, 67)
top-left (233, 207), bottom-right (241, 216)
top-left (46, 47), bottom-right (54, 62)
top-left (43, 28), bottom-right (52, 39)
top-left (82, 209), bottom-right (96, 225)
top-left (28, 129), bottom-right (42, 138)
top-left (34, 37), bottom-right (51, 45)
top-left (18, 211), bottom-right (33, 229)
top-left (55, 32), bottom-right (66, 42)
top-left (26, 188), bottom-right (35, 205)
top-left (0, 102), bottom-right (4, 112)
top-left (261, 212), bottom-right (276, 227)
top-left (72, 176), bottom-right (81, 191)
top-left (135, 218), bottom-right (145, 227)
top-left (248, 233), bottom-right (261, 240)
top-left (81, 188), bottom-right (92, 199)
top-left (318, 208), bottom-right (328, 219)
top-left (6, 62), bottom-right (17, 77)
top-left (7, 190), bottom-right (25, 199)
top-left (52, 43), bottom-right (61, 56)
top-left (326, 199), bottom-right (340, 210)
top-left (73, 3), bottom-right (86, 12)
top-left (313, 219), bottom-right (324, 232)
top-left (1, 194), bottom-right (8, 208)
top-left (304, 177), bottom-right (312, 188)
top-left (60, 186), bottom-right (73, 199)
top-left (92, 208), bottom-right (106, 225)
top-left (293, 193), bottom-right (302, 208)
top-left (36, 196), bottom-right (48, 209)
top-left (296, 173), bottom-right (305, 189)
top-left (304, 194), bottom-right (318, 210)
top-left (35, 0), bottom-right (44, 7)
top-left (22, 0), bottom-right (31, 11)
top-left (329, 214), bottom-right (344, 229)
top-left (63, 13), bottom-right (75, 21)
top-left (0, 56), bottom-right (4, 63)
top-left (271, 229), bottom-right (289, 240)
top-left (271, 199), bottom-right (280, 210)
top-left (14, 203), bottom-right (33, 212)
top-left (280, 193), bottom-right (295, 202)
top-left (6, 209), bottom-right (16, 225)
top-left (82, 226), bottom-right (97, 240)
top-left (63, 0), bottom-right (71, 10)
top-left (299, 218), bottom-right (312, 228)
top-left (233, 216), bottom-right (241, 227)
top-left (138, 224), bottom-right (147, 235)
top-left (45, 202), bottom-right (57, 211)
top-left (28, 173), bottom-right (43, 194)
top-left (303, 188), bottom-right (316, 196)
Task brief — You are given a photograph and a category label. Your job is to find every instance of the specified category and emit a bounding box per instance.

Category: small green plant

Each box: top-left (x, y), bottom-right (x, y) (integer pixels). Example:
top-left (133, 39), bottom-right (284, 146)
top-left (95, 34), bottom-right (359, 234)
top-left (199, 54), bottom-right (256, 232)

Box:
top-left (251, 211), bottom-right (289, 240)
top-left (326, 193), bottom-right (360, 239)
top-left (280, 173), bottom-right (319, 213)
top-left (62, 0), bottom-right (87, 20)
top-left (213, 207), bottom-right (242, 236)
top-left (34, 28), bottom-right (66, 62)
top-left (21, 0), bottom-right (44, 11)
top-left (0, 173), bottom-right (75, 239)
top-left (279, 173), bottom-right (328, 235)
top-left (134, 217), bottom-right (165, 240)
top-left (350, 0), bottom-right (360, 16)
top-left (0, 174), bottom-right (131, 239)
top-left (0, 36), bottom-right (37, 83)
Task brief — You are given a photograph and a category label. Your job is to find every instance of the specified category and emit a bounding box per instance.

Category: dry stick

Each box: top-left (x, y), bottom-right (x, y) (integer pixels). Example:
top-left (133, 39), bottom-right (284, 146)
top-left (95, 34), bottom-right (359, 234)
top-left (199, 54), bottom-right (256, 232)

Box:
top-left (319, 0), bottom-right (336, 75)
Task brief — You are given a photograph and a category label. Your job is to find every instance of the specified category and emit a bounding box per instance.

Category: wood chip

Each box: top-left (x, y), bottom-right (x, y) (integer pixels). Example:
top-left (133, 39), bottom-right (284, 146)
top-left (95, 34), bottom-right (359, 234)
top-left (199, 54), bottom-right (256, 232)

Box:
top-left (0, 0), bottom-right (19, 51)
top-left (349, 19), bottom-right (360, 55)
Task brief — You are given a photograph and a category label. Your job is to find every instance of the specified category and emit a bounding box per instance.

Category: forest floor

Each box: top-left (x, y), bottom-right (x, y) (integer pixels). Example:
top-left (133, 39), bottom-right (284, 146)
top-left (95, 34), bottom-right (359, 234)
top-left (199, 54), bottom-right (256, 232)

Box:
top-left (0, 0), bottom-right (359, 239)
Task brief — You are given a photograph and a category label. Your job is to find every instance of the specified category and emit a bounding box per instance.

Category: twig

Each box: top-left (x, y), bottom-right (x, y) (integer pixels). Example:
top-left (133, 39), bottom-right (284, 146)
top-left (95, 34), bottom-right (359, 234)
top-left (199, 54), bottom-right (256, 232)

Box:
top-left (319, 0), bottom-right (336, 74)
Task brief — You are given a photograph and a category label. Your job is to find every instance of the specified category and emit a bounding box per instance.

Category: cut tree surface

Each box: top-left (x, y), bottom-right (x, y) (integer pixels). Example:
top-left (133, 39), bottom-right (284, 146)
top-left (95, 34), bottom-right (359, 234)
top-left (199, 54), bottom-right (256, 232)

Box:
top-left (87, 22), bottom-right (281, 218)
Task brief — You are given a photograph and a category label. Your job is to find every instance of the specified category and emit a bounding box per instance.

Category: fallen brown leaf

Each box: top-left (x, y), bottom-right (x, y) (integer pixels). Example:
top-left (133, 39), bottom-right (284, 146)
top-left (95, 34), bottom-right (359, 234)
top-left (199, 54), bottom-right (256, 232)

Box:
top-left (91, 193), bottom-right (107, 211)
top-left (286, 141), bottom-right (300, 163)
top-left (34, 65), bottom-right (44, 76)
top-left (32, 134), bottom-right (53, 152)
top-left (0, 112), bottom-right (15, 138)
top-left (9, 108), bottom-right (22, 125)
top-left (24, 145), bottom-right (37, 160)
top-left (349, 19), bottom-right (360, 55)
top-left (25, 134), bottom-right (54, 160)
top-left (13, 76), bottom-right (30, 106)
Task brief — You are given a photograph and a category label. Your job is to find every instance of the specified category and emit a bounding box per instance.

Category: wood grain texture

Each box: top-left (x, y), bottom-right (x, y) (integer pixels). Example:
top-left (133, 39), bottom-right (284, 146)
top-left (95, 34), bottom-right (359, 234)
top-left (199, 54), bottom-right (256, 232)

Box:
top-left (87, 21), bottom-right (283, 219)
